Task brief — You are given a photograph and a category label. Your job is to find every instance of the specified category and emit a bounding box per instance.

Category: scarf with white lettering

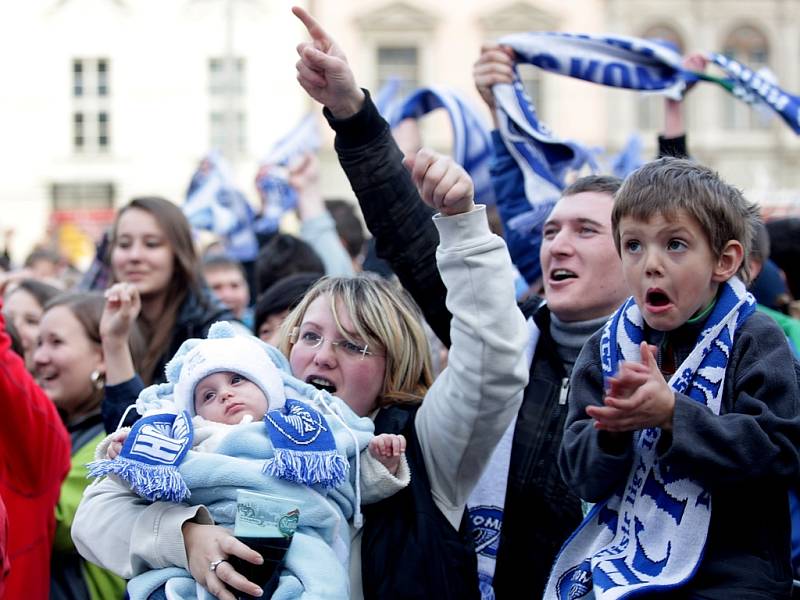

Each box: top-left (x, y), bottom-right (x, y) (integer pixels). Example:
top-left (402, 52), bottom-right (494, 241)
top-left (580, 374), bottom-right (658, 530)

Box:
top-left (544, 277), bottom-right (755, 599)
top-left (387, 86), bottom-right (496, 204)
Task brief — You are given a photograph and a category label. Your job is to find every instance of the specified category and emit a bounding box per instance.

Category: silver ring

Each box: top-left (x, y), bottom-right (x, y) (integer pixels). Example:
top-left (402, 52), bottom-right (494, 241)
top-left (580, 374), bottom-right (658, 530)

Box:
top-left (209, 558), bottom-right (227, 572)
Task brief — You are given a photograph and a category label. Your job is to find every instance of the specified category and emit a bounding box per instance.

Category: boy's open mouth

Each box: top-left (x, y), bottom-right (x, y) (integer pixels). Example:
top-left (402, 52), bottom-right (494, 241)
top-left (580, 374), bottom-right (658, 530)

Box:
top-left (646, 289), bottom-right (671, 307)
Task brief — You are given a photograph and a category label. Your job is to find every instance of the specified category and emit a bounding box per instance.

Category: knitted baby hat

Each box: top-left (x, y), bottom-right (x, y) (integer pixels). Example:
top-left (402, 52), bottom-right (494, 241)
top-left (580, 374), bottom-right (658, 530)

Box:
top-left (168, 322), bottom-right (286, 417)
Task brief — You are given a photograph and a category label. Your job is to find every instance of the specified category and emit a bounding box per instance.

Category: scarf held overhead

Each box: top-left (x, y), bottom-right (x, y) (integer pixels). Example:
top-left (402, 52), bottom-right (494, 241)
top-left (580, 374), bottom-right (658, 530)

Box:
top-left (545, 277), bottom-right (756, 600)
top-left (387, 86), bottom-right (496, 205)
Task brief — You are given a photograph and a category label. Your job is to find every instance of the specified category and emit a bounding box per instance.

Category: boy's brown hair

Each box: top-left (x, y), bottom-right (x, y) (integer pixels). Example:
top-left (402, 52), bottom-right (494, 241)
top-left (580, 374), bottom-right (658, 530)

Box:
top-left (611, 157), bottom-right (759, 282)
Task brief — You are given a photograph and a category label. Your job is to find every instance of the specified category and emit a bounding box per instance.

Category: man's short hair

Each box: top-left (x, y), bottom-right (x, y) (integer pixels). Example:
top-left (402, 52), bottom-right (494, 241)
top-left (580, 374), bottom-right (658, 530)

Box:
top-left (562, 175), bottom-right (622, 198)
top-left (254, 233), bottom-right (324, 297)
top-left (325, 199), bottom-right (366, 259)
top-left (611, 157), bottom-right (759, 282)
top-left (202, 254), bottom-right (246, 278)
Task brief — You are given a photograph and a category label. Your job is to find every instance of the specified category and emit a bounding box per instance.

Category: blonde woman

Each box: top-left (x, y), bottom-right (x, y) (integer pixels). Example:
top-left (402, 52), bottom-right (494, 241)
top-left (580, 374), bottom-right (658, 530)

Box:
top-left (74, 139), bottom-right (528, 599)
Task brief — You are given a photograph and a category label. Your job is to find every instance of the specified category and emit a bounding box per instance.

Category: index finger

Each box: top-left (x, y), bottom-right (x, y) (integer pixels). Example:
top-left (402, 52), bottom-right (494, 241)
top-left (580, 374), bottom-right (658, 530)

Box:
top-left (292, 6), bottom-right (330, 46)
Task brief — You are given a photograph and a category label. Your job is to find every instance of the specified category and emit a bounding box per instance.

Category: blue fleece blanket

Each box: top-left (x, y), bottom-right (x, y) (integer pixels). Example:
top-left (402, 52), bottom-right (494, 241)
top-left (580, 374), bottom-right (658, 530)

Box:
top-left (126, 389), bottom-right (373, 600)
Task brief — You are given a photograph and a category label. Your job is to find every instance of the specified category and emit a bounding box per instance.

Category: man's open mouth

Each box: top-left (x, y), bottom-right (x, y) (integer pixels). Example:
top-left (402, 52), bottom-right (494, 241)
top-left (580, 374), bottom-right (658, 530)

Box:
top-left (550, 269), bottom-right (577, 282)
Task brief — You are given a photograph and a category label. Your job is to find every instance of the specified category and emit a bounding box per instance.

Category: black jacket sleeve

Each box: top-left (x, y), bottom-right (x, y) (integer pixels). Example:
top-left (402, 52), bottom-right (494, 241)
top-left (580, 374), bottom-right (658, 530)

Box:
top-left (325, 91), bottom-right (452, 347)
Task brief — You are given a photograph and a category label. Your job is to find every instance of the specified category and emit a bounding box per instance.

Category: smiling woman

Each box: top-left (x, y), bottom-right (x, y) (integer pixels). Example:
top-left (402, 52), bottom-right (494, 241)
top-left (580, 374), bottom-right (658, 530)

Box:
top-left (34, 292), bottom-right (144, 600)
top-left (100, 197), bottom-right (242, 433)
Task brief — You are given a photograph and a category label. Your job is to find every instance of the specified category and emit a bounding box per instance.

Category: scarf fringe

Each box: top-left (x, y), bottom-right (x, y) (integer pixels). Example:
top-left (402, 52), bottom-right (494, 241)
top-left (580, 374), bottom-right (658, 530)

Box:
top-left (87, 457), bottom-right (191, 503)
top-left (263, 448), bottom-right (349, 489)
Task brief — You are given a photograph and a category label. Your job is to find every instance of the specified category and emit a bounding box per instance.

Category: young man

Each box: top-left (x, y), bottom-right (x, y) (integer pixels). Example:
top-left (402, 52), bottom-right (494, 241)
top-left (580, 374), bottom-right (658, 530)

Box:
top-left (292, 13), bottom-right (630, 597)
top-left (552, 157), bottom-right (800, 599)
top-left (201, 255), bottom-right (253, 329)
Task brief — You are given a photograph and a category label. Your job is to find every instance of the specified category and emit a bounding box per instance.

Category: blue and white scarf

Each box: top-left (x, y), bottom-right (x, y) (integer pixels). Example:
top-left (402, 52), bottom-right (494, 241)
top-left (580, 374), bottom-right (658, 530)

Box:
top-left (545, 277), bottom-right (756, 599)
top-left (254, 113), bottom-right (321, 234)
top-left (498, 32), bottom-right (800, 135)
top-left (387, 86), bottom-right (496, 205)
top-left (184, 151), bottom-right (259, 261)
top-left (708, 53), bottom-right (800, 134)
top-left (263, 398), bottom-right (349, 488)
top-left (88, 396), bottom-right (348, 503)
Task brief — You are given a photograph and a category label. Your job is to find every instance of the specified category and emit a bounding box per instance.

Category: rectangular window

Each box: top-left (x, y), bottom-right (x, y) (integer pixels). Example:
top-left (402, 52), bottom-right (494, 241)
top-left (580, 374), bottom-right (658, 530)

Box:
top-left (98, 112), bottom-right (109, 149)
top-left (97, 59), bottom-right (108, 96)
top-left (208, 57), bottom-right (247, 156)
top-left (377, 46), bottom-right (419, 99)
top-left (71, 58), bottom-right (111, 154)
top-left (73, 60), bottom-right (83, 97)
top-left (73, 112), bottom-right (84, 150)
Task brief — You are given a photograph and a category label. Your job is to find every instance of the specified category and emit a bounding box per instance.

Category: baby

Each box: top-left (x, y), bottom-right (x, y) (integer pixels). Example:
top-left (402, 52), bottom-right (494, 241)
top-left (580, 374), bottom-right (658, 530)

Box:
top-left (93, 323), bottom-right (407, 599)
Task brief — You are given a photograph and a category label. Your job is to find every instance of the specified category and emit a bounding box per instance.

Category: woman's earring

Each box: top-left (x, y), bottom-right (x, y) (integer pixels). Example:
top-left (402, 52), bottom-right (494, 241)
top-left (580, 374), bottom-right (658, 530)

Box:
top-left (90, 369), bottom-right (105, 391)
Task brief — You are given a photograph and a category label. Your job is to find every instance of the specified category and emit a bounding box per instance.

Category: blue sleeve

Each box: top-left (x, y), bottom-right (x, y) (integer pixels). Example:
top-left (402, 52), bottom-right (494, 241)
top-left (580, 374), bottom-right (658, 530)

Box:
top-left (101, 375), bottom-right (145, 433)
top-left (490, 131), bottom-right (543, 286)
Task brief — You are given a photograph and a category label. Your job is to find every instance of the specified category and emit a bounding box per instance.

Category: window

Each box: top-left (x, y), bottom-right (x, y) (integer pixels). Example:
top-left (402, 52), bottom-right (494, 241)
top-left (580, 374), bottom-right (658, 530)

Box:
top-left (208, 57), bottom-right (246, 156)
top-left (71, 58), bottom-right (111, 154)
top-left (377, 46), bottom-right (419, 99)
top-left (637, 25), bottom-right (684, 131)
top-left (722, 26), bottom-right (770, 130)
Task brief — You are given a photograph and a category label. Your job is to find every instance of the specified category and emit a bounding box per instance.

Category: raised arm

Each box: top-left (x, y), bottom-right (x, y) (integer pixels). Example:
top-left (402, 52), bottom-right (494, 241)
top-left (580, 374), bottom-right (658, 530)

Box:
top-left (294, 6), bottom-right (452, 345)
top-left (405, 150), bottom-right (529, 527)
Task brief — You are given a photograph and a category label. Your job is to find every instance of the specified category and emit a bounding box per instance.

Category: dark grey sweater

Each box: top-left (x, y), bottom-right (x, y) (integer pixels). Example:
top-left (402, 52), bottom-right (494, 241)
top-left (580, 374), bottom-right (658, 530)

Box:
top-left (561, 310), bottom-right (800, 599)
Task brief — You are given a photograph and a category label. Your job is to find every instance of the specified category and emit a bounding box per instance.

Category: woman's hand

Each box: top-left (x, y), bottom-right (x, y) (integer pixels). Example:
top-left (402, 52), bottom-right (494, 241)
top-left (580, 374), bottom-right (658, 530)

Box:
top-left (183, 522), bottom-right (265, 599)
top-left (101, 283), bottom-right (140, 344)
top-left (403, 148), bottom-right (475, 216)
top-left (101, 282), bottom-right (141, 385)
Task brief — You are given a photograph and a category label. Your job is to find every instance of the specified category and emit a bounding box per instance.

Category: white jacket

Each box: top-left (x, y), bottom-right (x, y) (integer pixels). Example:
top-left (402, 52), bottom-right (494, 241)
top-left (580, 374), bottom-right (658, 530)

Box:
top-left (72, 205), bottom-right (529, 595)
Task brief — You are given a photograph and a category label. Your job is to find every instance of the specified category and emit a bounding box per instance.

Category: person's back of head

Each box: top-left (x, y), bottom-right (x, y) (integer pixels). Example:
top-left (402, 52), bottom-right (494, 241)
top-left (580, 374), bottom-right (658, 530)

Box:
top-left (254, 272), bottom-right (321, 342)
top-left (325, 199), bottom-right (366, 260)
top-left (24, 247), bottom-right (62, 280)
top-left (612, 157), bottom-right (758, 283)
top-left (765, 217), bottom-right (800, 299)
top-left (255, 233), bottom-right (324, 297)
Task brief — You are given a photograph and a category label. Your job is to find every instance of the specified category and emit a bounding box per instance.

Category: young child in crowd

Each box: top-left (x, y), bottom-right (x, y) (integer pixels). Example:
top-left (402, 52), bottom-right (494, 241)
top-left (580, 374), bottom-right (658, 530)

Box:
top-left (550, 157), bottom-right (800, 599)
top-left (90, 322), bottom-right (407, 600)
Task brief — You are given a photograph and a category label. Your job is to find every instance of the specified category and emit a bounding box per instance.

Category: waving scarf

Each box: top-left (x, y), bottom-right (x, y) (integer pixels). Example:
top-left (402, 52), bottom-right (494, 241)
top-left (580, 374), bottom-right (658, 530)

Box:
top-left (387, 86), bottom-right (496, 204)
top-left (184, 151), bottom-right (258, 261)
top-left (545, 277), bottom-right (756, 599)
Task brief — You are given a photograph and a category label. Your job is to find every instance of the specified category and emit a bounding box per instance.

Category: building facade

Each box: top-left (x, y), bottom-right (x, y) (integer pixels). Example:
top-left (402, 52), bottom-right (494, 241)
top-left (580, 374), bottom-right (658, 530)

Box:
top-left (1, 0), bottom-right (798, 264)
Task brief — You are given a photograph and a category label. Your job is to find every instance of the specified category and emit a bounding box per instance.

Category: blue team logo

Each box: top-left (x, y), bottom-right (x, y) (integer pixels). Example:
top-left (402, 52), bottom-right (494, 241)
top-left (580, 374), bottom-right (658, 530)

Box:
top-left (556, 560), bottom-right (593, 600)
top-left (468, 505), bottom-right (503, 557)
top-left (265, 398), bottom-right (331, 447)
top-left (123, 410), bottom-right (193, 466)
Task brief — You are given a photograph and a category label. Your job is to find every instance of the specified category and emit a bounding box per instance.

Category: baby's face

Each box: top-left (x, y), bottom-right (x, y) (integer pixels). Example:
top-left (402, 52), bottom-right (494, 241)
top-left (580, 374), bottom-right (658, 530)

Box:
top-left (194, 371), bottom-right (269, 425)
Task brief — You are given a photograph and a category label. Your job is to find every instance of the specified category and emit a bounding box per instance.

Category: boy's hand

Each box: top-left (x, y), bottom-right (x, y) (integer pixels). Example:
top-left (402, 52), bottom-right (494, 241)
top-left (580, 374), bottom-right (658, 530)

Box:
top-left (403, 148), bottom-right (475, 216)
top-left (368, 433), bottom-right (406, 476)
top-left (106, 430), bottom-right (129, 459)
top-left (293, 6), bottom-right (365, 119)
top-left (587, 342), bottom-right (675, 432)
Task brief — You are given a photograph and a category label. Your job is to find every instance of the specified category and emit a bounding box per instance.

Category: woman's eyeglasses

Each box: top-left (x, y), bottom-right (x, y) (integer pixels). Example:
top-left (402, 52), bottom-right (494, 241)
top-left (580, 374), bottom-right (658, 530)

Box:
top-left (290, 327), bottom-right (378, 360)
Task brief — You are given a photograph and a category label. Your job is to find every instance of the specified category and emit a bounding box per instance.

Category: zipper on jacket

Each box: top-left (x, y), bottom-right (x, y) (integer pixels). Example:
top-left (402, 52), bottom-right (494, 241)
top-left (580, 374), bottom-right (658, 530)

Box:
top-left (558, 377), bottom-right (569, 405)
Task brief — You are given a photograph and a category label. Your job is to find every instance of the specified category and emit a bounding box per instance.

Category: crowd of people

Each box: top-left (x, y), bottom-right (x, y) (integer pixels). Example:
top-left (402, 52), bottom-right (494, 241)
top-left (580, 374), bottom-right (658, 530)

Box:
top-left (2, 5), bottom-right (800, 600)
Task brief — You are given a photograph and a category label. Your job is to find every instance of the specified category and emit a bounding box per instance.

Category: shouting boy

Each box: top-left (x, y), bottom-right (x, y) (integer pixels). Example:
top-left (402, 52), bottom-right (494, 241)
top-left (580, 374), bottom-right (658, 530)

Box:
top-left (550, 157), bottom-right (800, 599)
